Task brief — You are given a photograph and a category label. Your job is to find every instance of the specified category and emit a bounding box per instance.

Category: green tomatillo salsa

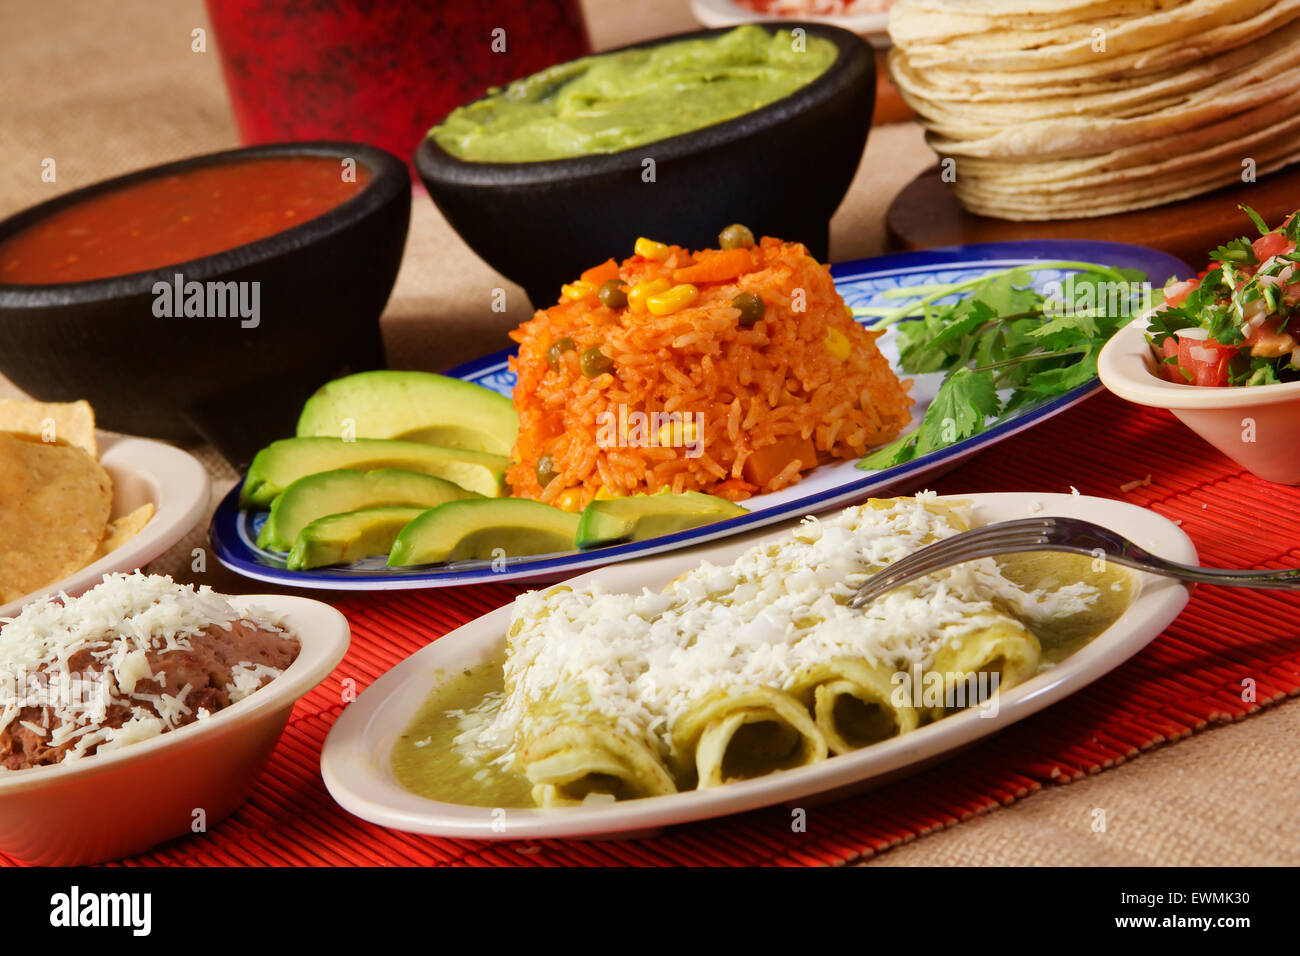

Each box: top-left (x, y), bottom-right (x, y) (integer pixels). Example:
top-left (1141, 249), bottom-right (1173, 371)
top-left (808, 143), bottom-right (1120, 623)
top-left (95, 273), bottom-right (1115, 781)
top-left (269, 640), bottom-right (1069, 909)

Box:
top-left (431, 25), bottom-right (838, 163)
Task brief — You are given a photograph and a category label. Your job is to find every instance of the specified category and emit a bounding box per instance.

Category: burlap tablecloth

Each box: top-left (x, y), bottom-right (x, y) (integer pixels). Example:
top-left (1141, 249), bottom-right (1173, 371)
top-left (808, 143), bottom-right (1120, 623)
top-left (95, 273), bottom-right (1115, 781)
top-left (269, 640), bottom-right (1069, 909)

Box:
top-left (2, 0), bottom-right (1296, 867)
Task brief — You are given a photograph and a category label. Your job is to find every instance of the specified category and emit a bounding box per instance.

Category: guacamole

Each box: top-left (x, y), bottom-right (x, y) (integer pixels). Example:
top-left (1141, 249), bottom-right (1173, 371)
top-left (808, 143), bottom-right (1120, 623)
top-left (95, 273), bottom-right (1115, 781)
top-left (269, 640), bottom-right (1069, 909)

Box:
top-left (431, 25), bottom-right (838, 163)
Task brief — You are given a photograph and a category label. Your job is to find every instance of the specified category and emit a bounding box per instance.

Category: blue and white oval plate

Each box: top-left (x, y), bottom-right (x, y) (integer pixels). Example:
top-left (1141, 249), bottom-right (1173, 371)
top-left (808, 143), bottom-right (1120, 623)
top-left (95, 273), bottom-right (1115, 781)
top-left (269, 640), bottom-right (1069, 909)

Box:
top-left (211, 240), bottom-right (1190, 590)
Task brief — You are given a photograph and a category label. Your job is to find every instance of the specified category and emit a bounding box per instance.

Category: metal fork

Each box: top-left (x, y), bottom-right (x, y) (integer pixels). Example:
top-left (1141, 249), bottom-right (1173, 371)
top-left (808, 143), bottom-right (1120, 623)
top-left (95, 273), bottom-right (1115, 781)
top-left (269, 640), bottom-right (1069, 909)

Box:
top-left (847, 516), bottom-right (1300, 609)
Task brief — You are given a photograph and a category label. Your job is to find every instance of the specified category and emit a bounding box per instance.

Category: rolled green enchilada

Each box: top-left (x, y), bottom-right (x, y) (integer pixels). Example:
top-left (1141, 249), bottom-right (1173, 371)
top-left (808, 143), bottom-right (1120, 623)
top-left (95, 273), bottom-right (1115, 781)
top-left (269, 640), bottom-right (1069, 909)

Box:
top-left (780, 497), bottom-right (972, 751)
top-left (519, 711), bottom-right (677, 806)
top-left (670, 686), bottom-right (827, 788)
top-left (790, 658), bottom-right (919, 754)
top-left (391, 494), bottom-right (1135, 809)
top-left (925, 618), bottom-right (1042, 719)
top-left (494, 586), bottom-right (676, 806)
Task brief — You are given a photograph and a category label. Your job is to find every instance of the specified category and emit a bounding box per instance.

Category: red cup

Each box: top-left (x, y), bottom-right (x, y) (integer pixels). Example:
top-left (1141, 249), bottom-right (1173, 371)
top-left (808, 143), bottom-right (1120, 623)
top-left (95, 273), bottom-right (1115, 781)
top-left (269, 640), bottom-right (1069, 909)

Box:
top-left (205, 0), bottom-right (591, 179)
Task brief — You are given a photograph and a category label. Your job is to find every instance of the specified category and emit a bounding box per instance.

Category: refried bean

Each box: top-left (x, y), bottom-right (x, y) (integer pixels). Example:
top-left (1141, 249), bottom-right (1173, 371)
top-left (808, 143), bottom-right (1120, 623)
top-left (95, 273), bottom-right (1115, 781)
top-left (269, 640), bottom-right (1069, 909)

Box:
top-left (0, 619), bottom-right (299, 770)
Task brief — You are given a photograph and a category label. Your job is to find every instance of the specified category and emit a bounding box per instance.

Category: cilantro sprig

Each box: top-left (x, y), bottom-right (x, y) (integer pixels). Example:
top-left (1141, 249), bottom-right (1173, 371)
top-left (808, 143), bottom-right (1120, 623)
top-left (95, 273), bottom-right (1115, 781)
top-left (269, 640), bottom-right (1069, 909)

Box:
top-left (1209, 237), bottom-right (1256, 266)
top-left (855, 262), bottom-right (1151, 470)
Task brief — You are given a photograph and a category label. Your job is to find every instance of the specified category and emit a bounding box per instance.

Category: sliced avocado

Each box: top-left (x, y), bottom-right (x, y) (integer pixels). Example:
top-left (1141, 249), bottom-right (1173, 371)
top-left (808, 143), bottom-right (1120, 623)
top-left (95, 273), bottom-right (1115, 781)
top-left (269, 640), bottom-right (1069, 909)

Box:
top-left (241, 438), bottom-right (507, 507)
top-left (388, 499), bottom-right (579, 567)
top-left (575, 492), bottom-right (748, 549)
top-left (287, 507), bottom-right (425, 570)
top-left (257, 468), bottom-right (480, 551)
top-left (296, 370), bottom-right (518, 457)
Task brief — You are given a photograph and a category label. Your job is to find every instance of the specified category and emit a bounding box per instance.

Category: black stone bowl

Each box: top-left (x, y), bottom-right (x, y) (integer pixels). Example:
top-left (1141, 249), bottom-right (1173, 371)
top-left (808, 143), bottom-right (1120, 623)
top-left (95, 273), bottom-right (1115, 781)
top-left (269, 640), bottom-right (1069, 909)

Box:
top-left (0, 142), bottom-right (409, 469)
top-left (414, 22), bottom-right (875, 308)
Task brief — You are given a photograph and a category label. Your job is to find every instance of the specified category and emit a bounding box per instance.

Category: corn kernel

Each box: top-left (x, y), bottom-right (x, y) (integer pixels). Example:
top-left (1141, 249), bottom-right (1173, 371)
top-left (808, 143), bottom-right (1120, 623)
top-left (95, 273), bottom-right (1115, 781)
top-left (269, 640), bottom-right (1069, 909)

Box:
top-left (635, 237), bottom-right (671, 261)
top-left (657, 418), bottom-right (698, 448)
top-left (561, 280), bottom-right (596, 301)
top-left (825, 326), bottom-right (851, 361)
top-left (628, 278), bottom-right (671, 313)
top-left (555, 488), bottom-right (584, 512)
top-left (594, 485), bottom-right (618, 500)
top-left (646, 283), bottom-right (699, 316)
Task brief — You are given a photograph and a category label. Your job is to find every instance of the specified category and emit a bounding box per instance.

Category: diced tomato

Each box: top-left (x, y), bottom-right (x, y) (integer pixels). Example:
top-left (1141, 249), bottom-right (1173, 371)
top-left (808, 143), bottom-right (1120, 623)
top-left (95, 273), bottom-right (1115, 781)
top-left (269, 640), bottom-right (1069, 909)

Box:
top-left (1156, 333), bottom-right (1238, 386)
top-left (1156, 336), bottom-right (1183, 383)
top-left (1252, 232), bottom-right (1295, 263)
top-left (1175, 335), bottom-right (1238, 386)
top-left (1163, 278), bottom-right (1201, 307)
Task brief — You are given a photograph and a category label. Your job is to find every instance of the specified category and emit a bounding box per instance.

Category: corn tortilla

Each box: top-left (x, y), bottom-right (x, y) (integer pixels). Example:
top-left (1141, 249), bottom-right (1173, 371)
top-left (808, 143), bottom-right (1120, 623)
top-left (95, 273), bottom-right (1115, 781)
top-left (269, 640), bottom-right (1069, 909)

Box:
top-left (895, 0), bottom-right (1300, 87)
top-left (954, 150), bottom-right (1300, 220)
top-left (888, 0), bottom-right (1300, 219)
top-left (0, 432), bottom-right (113, 605)
top-left (898, 0), bottom-right (1282, 71)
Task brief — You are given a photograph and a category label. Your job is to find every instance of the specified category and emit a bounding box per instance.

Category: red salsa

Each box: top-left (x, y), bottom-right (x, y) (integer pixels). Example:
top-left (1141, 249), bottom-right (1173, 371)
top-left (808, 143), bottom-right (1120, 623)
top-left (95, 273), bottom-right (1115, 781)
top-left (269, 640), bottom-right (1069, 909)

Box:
top-left (0, 156), bottom-right (370, 285)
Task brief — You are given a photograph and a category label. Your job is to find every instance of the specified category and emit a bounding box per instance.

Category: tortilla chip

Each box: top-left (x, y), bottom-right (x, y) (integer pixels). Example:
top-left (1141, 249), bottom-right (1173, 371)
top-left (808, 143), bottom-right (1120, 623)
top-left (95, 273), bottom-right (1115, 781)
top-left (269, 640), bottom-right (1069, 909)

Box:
top-left (92, 502), bottom-right (155, 561)
top-left (0, 398), bottom-right (97, 457)
top-left (0, 432), bottom-right (112, 605)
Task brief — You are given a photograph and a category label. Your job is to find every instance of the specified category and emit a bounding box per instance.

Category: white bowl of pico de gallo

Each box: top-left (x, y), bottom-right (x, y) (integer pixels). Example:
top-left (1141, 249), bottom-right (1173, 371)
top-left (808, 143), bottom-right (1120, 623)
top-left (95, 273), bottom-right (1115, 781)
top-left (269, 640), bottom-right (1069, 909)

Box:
top-left (1098, 206), bottom-right (1300, 485)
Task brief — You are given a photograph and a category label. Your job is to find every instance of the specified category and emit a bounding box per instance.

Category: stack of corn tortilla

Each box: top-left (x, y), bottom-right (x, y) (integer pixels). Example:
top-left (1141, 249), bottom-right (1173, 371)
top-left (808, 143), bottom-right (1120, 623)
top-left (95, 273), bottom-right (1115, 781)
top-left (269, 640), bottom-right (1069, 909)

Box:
top-left (888, 0), bottom-right (1300, 220)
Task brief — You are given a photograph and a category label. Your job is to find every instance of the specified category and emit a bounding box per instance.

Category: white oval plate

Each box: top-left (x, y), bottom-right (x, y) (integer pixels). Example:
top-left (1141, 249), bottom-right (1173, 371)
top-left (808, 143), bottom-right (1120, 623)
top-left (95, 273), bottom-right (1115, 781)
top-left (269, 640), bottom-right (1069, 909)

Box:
top-left (0, 434), bottom-right (211, 620)
top-left (321, 491), bottom-right (1195, 841)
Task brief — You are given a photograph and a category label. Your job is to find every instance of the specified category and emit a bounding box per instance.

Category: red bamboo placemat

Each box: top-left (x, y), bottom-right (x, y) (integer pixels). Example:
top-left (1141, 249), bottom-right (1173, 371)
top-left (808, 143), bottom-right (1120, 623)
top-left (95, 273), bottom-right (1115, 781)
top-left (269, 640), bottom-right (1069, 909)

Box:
top-left (18, 391), bottom-right (1300, 867)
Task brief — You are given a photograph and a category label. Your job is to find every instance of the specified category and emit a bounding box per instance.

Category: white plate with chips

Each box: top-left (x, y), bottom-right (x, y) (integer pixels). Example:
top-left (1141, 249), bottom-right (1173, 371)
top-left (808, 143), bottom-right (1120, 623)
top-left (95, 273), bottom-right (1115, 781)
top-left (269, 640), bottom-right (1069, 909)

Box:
top-left (0, 432), bottom-right (210, 619)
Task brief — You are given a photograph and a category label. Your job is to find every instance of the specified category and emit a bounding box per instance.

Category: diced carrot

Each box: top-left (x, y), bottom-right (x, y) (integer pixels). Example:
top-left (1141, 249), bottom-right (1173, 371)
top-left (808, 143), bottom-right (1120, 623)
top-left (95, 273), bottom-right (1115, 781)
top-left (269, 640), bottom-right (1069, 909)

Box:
top-left (671, 248), bottom-right (753, 284)
top-left (580, 258), bottom-right (621, 286)
top-left (713, 477), bottom-right (757, 501)
top-left (741, 434), bottom-right (817, 487)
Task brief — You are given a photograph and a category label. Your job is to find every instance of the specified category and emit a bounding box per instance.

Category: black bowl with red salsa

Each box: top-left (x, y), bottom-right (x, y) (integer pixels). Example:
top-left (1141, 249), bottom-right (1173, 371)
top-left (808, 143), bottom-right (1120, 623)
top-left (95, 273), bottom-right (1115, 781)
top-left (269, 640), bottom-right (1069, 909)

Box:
top-left (1147, 207), bottom-right (1300, 388)
top-left (0, 142), bottom-right (409, 467)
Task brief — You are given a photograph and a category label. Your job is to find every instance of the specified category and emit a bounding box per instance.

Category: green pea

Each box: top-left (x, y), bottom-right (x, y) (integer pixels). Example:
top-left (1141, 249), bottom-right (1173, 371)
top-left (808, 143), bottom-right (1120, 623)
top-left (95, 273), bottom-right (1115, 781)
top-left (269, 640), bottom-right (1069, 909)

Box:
top-left (597, 279), bottom-right (628, 309)
top-left (546, 336), bottom-right (576, 372)
top-left (535, 454), bottom-right (557, 487)
top-left (732, 291), bottom-right (765, 327)
top-left (580, 346), bottom-right (614, 378)
top-left (718, 224), bottom-right (755, 250)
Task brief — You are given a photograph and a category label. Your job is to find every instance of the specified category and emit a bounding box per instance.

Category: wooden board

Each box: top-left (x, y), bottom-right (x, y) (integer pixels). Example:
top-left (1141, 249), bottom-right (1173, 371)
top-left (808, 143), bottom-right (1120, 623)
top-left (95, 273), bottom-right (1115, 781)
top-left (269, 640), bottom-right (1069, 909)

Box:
top-left (886, 164), bottom-right (1300, 266)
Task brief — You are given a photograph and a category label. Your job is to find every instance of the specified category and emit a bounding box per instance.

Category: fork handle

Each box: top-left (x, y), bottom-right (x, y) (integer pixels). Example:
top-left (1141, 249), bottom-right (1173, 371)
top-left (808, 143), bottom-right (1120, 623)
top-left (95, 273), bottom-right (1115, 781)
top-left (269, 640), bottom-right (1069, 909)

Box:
top-left (1103, 549), bottom-right (1300, 590)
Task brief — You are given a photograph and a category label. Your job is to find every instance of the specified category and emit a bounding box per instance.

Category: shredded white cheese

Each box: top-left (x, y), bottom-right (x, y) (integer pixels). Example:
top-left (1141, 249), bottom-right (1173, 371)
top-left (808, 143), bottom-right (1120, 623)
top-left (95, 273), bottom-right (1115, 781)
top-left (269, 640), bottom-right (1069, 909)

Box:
top-left (1119, 475), bottom-right (1152, 493)
top-left (226, 662), bottom-right (282, 703)
top-left (478, 494), bottom-right (1102, 767)
top-left (0, 572), bottom-right (286, 767)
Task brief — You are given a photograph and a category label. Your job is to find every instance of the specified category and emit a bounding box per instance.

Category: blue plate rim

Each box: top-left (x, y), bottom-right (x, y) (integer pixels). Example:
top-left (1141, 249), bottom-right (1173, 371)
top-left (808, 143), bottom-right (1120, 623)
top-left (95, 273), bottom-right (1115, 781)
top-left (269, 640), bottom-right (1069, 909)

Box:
top-left (210, 239), bottom-right (1192, 590)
